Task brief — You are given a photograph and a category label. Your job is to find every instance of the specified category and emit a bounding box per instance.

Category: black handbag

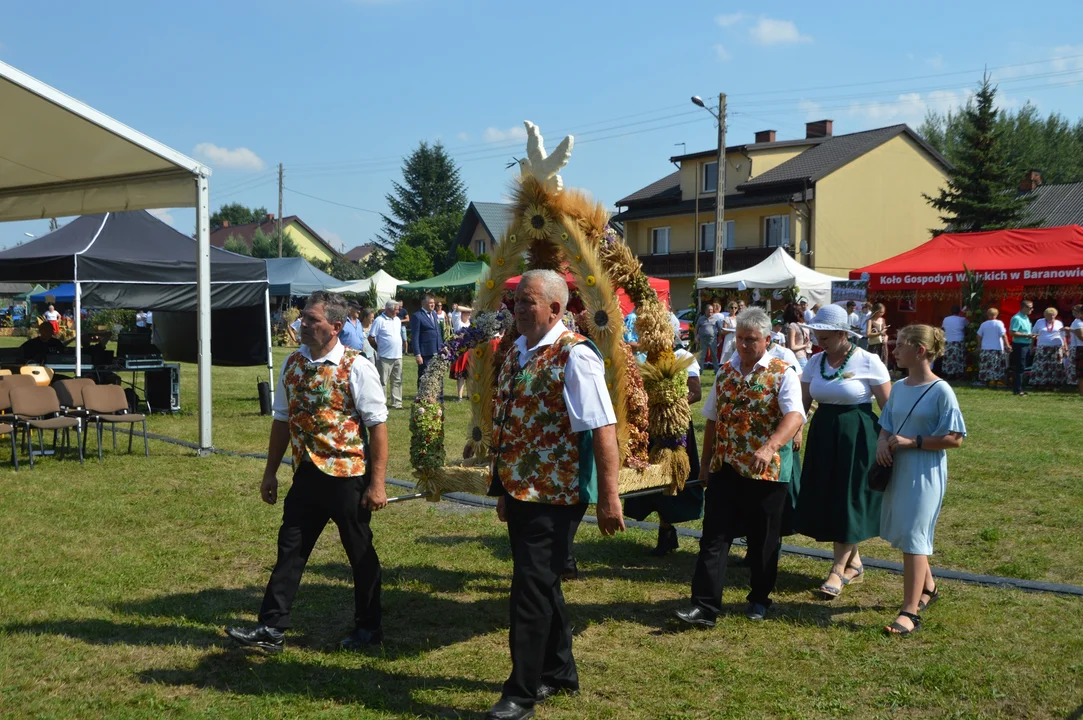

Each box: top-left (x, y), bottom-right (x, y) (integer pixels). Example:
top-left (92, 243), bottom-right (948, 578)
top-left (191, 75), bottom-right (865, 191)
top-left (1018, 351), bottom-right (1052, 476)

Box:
top-left (868, 380), bottom-right (941, 492)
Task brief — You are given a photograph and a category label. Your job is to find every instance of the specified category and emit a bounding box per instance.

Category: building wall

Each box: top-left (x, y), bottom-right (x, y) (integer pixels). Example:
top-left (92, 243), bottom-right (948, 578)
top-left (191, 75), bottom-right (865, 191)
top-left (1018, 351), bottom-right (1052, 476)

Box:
top-left (746, 145), bottom-right (813, 180)
top-left (626, 201), bottom-right (795, 259)
top-left (812, 134), bottom-right (948, 276)
top-left (284, 222), bottom-right (335, 263)
top-left (470, 222), bottom-right (495, 256)
top-left (677, 144), bottom-right (814, 202)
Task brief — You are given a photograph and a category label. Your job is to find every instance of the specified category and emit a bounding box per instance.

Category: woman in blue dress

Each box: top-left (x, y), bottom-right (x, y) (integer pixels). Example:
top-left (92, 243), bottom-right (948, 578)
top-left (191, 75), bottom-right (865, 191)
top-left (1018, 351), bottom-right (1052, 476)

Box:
top-left (875, 325), bottom-right (967, 636)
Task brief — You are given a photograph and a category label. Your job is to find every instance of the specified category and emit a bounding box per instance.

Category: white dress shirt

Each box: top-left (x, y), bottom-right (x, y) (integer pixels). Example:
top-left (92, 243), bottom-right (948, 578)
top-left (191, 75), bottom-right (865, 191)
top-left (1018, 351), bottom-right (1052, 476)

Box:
top-left (367, 313), bottom-right (403, 359)
top-left (977, 319), bottom-right (1007, 351)
top-left (848, 311), bottom-right (862, 332)
top-left (514, 322), bottom-right (617, 433)
top-left (942, 314), bottom-right (968, 343)
top-left (704, 351), bottom-right (805, 421)
top-left (272, 340), bottom-right (388, 427)
top-left (675, 348), bottom-right (700, 378)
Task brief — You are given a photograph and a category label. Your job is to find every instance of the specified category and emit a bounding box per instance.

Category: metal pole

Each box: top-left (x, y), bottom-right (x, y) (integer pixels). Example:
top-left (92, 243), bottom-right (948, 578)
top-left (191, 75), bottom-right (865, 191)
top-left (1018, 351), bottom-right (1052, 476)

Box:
top-left (196, 174), bottom-right (213, 454)
top-left (713, 92), bottom-right (727, 276)
top-left (264, 288), bottom-right (274, 407)
top-left (74, 268), bottom-right (82, 378)
top-left (277, 163), bottom-right (284, 258)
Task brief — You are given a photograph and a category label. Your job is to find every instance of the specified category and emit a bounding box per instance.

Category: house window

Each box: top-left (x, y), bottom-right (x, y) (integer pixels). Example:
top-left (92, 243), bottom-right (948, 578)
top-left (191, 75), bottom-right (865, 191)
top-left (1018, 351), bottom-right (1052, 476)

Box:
top-left (764, 215), bottom-right (790, 248)
top-left (700, 220), bottom-right (736, 251)
top-left (476, 238), bottom-right (486, 256)
top-left (651, 227), bottom-right (670, 255)
top-left (702, 162), bottom-right (718, 193)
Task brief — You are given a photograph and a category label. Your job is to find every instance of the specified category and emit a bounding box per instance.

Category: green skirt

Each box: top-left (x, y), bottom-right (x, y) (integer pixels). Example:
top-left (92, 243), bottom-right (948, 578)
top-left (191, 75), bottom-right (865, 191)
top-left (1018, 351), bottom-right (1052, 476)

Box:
top-left (794, 403), bottom-right (882, 544)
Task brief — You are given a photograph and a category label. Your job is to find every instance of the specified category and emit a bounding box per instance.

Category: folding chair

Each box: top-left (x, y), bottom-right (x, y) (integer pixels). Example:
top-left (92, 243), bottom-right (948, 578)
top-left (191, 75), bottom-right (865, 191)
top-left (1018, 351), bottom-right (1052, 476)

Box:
top-left (9, 386), bottom-right (84, 468)
top-left (82, 384), bottom-right (149, 462)
top-left (19, 365), bottom-right (53, 387)
top-left (0, 374), bottom-right (37, 388)
top-left (0, 368), bottom-right (11, 376)
top-left (0, 419), bottom-right (16, 470)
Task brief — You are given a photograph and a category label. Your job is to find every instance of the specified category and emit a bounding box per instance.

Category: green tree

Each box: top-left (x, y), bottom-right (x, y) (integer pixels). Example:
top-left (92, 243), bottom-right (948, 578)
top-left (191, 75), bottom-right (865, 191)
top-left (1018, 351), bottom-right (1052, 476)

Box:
top-left (923, 76), bottom-right (1036, 234)
top-left (250, 228), bottom-right (301, 258)
top-left (455, 245), bottom-right (478, 263)
top-left (222, 236), bottom-right (252, 255)
top-left (311, 256), bottom-right (366, 282)
top-left (211, 202), bottom-right (270, 230)
top-left (382, 243), bottom-right (433, 282)
top-left (396, 211), bottom-right (463, 274)
top-left (380, 141), bottom-right (467, 245)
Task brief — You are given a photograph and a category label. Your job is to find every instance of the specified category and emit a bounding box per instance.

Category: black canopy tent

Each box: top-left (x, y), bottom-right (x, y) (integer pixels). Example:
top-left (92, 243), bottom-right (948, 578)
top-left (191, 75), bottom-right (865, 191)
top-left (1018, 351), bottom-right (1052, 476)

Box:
top-left (0, 210), bottom-right (273, 391)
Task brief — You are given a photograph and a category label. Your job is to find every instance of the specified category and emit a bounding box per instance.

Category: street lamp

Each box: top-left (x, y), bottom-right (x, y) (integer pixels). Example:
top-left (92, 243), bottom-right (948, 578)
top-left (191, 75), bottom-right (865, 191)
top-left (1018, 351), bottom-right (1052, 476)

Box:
top-left (691, 93), bottom-right (726, 276)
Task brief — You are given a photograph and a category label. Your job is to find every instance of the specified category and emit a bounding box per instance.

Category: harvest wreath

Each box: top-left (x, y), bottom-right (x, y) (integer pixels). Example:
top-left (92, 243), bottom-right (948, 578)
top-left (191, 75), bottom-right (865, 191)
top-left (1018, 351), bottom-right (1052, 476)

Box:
top-left (409, 121), bottom-right (693, 500)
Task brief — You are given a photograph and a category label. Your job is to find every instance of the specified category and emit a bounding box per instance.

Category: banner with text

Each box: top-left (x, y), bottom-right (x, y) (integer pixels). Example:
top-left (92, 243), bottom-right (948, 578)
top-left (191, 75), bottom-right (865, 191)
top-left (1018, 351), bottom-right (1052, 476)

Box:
top-left (865, 265), bottom-right (1083, 290)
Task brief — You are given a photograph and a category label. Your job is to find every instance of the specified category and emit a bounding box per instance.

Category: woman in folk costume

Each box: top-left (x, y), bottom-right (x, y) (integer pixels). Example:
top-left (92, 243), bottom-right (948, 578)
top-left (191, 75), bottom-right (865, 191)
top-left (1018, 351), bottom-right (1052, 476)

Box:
top-left (448, 306), bottom-right (473, 400)
top-left (676, 307), bottom-right (805, 626)
top-left (793, 304), bottom-right (892, 600)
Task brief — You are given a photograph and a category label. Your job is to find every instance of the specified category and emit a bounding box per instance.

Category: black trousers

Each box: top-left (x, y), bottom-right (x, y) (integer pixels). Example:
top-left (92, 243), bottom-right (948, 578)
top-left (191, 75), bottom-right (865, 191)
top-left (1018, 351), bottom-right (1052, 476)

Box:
top-left (502, 495), bottom-right (587, 707)
top-left (258, 462), bottom-right (381, 631)
top-left (1010, 342), bottom-right (1030, 394)
top-left (690, 463), bottom-right (788, 614)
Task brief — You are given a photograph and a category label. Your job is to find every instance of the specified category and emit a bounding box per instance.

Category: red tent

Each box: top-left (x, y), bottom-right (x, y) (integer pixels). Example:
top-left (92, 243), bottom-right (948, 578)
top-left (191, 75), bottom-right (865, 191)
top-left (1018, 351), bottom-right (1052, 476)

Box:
top-left (851, 225), bottom-right (1083, 290)
top-left (502, 273), bottom-right (670, 315)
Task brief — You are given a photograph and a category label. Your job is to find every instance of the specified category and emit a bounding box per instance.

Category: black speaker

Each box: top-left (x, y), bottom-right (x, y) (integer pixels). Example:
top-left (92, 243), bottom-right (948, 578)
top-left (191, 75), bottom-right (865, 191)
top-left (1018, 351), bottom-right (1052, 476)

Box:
top-left (145, 366), bottom-right (180, 412)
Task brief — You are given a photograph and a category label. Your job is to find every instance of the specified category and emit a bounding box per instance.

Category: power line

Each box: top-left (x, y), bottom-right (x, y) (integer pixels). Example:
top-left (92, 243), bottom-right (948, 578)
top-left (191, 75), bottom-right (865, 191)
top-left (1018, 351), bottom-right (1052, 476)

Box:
top-left (283, 186), bottom-right (384, 215)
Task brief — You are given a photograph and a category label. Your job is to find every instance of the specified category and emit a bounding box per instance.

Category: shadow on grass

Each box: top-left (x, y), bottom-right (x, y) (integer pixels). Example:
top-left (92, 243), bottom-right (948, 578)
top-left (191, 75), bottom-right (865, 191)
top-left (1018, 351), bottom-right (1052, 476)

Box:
top-left (137, 650), bottom-right (493, 717)
top-left (415, 533), bottom-right (513, 562)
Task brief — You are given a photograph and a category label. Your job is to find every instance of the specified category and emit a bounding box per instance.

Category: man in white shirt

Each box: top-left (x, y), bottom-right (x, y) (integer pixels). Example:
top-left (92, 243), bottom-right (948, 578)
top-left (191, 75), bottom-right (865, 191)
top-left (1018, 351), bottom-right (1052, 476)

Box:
top-left (677, 307), bottom-right (805, 627)
top-left (226, 291), bottom-right (389, 654)
top-left (368, 301), bottom-right (404, 409)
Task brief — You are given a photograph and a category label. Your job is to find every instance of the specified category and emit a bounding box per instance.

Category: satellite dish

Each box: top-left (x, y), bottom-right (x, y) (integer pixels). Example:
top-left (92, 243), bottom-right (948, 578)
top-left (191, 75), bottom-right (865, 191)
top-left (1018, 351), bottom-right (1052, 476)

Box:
top-left (860, 272), bottom-right (870, 281)
top-left (799, 240), bottom-right (809, 254)
top-left (736, 280), bottom-right (748, 291)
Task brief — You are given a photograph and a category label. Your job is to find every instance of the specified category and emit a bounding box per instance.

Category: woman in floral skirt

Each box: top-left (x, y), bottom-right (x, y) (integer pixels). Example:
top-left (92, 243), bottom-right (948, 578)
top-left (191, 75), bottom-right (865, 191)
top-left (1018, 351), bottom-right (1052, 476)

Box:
top-left (976, 308), bottom-right (1009, 385)
top-left (1069, 305), bottom-right (1083, 394)
top-left (940, 306), bottom-right (968, 378)
top-left (448, 307), bottom-right (473, 400)
top-left (1030, 307), bottom-right (1066, 388)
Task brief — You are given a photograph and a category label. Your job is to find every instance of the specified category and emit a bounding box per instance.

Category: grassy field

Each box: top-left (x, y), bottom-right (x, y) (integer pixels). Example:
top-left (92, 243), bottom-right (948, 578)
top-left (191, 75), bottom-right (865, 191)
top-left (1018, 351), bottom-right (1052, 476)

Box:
top-left (1, 338), bottom-right (1081, 717)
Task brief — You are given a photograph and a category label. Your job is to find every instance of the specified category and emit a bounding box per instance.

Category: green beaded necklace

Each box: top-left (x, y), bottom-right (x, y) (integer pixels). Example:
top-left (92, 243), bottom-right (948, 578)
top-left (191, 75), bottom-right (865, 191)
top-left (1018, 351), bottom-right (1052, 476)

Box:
top-left (820, 342), bottom-right (856, 382)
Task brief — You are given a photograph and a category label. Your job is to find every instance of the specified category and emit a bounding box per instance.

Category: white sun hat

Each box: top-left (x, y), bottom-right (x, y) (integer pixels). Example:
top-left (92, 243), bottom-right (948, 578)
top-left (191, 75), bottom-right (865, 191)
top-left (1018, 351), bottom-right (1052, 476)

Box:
top-left (801, 303), bottom-right (862, 337)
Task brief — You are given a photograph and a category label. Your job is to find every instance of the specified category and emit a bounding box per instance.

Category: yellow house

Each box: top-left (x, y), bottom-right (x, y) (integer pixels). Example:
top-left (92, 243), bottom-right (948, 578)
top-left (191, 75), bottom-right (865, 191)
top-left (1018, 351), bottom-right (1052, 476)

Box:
top-left (210, 213), bottom-right (345, 264)
top-left (613, 121), bottom-right (951, 303)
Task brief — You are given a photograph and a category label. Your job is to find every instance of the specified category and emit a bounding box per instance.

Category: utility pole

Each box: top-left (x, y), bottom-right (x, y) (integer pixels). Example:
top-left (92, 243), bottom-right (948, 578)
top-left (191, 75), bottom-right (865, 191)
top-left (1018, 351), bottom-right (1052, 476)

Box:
top-left (713, 92), bottom-right (726, 276)
top-left (277, 163), bottom-right (284, 257)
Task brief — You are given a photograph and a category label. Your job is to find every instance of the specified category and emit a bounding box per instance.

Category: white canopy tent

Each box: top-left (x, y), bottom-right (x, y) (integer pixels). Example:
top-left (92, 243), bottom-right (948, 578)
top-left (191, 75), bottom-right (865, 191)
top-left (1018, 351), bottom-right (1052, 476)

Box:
top-left (0, 59), bottom-right (217, 453)
top-left (331, 269), bottom-right (407, 306)
top-left (696, 247), bottom-right (847, 307)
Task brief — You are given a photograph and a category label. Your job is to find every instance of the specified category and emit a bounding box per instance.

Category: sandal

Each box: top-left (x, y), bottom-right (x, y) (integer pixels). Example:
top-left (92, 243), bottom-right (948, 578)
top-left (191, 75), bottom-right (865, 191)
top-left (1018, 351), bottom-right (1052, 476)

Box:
top-left (842, 563), bottom-right (864, 586)
top-left (819, 571), bottom-right (844, 599)
top-left (918, 585), bottom-right (939, 611)
top-left (885, 610), bottom-right (922, 636)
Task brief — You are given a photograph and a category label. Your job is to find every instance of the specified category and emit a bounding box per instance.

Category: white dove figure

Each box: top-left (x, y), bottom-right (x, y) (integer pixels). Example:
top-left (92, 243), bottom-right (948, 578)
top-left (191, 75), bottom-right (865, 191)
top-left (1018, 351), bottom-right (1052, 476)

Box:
top-left (517, 121), bottom-right (574, 193)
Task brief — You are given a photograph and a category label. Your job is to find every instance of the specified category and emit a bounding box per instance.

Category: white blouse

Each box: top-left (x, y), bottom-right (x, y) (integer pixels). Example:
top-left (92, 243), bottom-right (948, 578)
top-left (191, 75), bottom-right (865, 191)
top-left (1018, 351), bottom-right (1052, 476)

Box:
top-left (804, 347), bottom-right (890, 405)
top-left (942, 314), bottom-right (968, 343)
top-left (976, 319), bottom-right (1007, 351)
top-left (1072, 319), bottom-right (1083, 348)
top-left (1034, 318), bottom-right (1065, 347)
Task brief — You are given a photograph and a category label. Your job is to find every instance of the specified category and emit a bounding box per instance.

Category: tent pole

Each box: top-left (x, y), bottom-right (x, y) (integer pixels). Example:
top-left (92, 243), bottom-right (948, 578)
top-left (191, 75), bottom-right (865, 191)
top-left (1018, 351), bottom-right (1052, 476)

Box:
top-left (264, 288), bottom-right (274, 407)
top-left (196, 174), bottom-right (213, 454)
top-left (74, 281), bottom-right (82, 378)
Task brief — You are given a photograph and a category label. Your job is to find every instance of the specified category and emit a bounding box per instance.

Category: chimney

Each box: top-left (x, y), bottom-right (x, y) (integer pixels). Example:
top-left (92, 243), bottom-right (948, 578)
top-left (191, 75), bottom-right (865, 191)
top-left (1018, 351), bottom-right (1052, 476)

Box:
top-left (266, 213), bottom-right (275, 222)
top-left (806, 119), bottom-right (834, 139)
top-left (755, 129), bottom-right (777, 144)
top-left (1019, 169), bottom-right (1043, 193)
top-left (221, 220), bottom-right (230, 228)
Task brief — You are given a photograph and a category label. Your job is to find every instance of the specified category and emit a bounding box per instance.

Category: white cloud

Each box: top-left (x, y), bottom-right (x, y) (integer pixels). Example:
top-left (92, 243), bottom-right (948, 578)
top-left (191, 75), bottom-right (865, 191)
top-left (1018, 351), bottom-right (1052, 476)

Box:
top-left (457, 132), bottom-right (470, 142)
top-left (749, 17), bottom-right (811, 46)
top-left (845, 89), bottom-right (973, 128)
top-left (483, 126), bottom-right (528, 143)
top-left (798, 99), bottom-right (824, 121)
top-left (714, 43), bottom-right (731, 62)
top-left (926, 54), bottom-right (944, 70)
top-left (715, 12), bottom-right (746, 27)
top-left (1050, 45), bottom-right (1083, 72)
top-left (147, 208), bottom-right (174, 226)
top-left (193, 143), bottom-right (265, 172)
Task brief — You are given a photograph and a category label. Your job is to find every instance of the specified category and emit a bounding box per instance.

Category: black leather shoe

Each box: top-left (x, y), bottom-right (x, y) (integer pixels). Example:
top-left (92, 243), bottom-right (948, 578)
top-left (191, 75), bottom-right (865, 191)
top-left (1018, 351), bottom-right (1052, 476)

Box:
top-left (746, 602), bottom-right (768, 621)
top-left (674, 606), bottom-right (716, 628)
top-left (649, 525), bottom-right (679, 556)
top-left (225, 624), bottom-right (284, 653)
top-left (537, 683), bottom-right (579, 702)
top-left (485, 697), bottom-right (535, 720)
top-left (562, 557), bottom-right (578, 582)
top-left (339, 626), bottom-right (383, 651)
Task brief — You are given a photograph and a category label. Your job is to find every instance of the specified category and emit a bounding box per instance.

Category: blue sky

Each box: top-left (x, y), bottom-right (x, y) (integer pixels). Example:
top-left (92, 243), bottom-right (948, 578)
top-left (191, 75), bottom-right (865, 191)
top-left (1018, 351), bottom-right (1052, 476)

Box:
top-left (2, 0), bottom-right (1082, 252)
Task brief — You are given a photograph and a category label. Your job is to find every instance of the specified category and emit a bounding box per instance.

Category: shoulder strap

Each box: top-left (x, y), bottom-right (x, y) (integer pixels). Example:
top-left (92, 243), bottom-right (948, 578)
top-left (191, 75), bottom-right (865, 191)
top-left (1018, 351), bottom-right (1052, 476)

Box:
top-left (895, 380), bottom-right (942, 436)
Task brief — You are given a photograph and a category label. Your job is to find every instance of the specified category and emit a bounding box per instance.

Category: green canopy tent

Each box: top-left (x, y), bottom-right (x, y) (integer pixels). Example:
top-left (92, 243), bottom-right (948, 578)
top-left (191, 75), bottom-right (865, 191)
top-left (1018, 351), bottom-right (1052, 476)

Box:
top-left (13, 284), bottom-right (47, 301)
top-left (398, 261), bottom-right (490, 300)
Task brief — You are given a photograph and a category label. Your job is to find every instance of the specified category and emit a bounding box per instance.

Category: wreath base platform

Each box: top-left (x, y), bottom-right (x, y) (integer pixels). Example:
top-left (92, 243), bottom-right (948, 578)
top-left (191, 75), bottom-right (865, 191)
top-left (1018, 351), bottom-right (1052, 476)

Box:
top-left (414, 461), bottom-right (680, 501)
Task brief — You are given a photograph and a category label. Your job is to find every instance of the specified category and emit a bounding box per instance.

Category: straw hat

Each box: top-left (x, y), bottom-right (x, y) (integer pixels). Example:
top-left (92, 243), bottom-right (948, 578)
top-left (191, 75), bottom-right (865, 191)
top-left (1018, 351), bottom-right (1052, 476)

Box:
top-left (801, 303), bottom-right (861, 337)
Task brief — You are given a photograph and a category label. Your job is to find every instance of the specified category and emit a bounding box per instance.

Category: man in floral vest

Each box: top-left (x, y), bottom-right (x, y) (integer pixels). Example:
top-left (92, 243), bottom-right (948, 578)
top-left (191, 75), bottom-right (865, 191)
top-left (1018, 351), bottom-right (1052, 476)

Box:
top-left (676, 306), bottom-right (805, 627)
top-left (226, 291), bottom-right (389, 653)
top-left (485, 269), bottom-right (625, 720)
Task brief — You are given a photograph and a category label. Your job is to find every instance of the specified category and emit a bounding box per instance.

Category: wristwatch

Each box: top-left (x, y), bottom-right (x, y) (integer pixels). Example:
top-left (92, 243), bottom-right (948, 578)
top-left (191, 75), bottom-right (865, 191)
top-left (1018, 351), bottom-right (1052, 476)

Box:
top-left (916, 435), bottom-right (923, 449)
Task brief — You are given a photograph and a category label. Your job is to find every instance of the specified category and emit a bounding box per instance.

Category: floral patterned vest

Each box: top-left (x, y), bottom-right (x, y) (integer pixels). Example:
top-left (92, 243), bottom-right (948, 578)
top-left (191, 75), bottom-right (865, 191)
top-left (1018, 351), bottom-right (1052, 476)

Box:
top-left (491, 330), bottom-right (597, 505)
top-left (710, 356), bottom-right (793, 482)
top-left (283, 348), bottom-right (367, 478)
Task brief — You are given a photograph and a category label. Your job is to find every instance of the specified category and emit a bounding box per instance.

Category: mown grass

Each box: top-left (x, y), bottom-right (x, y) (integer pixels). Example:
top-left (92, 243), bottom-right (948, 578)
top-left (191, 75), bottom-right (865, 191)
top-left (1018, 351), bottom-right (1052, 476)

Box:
top-left (0, 443), bottom-right (1081, 718)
